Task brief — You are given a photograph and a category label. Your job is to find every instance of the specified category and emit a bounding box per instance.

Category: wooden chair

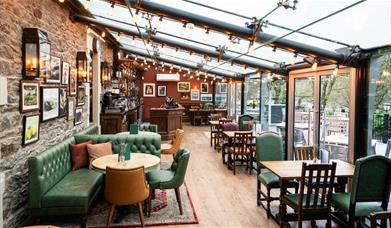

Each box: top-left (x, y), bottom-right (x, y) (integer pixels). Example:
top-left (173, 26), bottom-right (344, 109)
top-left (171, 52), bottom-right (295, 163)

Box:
top-left (227, 132), bottom-right (254, 175)
top-left (282, 162), bottom-right (337, 228)
top-left (105, 166), bottom-right (149, 228)
top-left (216, 119), bottom-right (233, 152)
top-left (370, 211), bottom-right (391, 228)
top-left (161, 129), bottom-right (184, 156)
top-left (221, 122), bottom-right (239, 164)
top-left (294, 146), bottom-right (316, 160)
top-left (209, 114), bottom-right (222, 147)
top-left (193, 110), bottom-right (204, 126)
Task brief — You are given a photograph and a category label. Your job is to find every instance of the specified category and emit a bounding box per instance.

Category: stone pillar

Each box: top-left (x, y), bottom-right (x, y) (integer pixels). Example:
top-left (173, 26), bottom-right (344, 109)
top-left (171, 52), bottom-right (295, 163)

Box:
top-left (0, 172), bottom-right (5, 228)
top-left (92, 48), bottom-right (101, 128)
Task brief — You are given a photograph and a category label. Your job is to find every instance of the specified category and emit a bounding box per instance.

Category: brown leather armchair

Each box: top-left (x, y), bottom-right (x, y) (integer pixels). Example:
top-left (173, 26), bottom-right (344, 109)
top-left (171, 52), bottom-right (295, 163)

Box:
top-left (105, 166), bottom-right (149, 228)
top-left (161, 129), bottom-right (184, 156)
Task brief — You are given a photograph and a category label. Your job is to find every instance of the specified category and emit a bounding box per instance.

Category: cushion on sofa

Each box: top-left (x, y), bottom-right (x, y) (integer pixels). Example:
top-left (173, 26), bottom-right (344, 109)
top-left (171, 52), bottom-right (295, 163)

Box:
top-left (41, 168), bottom-right (103, 208)
top-left (70, 140), bottom-right (93, 171)
top-left (87, 141), bottom-right (112, 168)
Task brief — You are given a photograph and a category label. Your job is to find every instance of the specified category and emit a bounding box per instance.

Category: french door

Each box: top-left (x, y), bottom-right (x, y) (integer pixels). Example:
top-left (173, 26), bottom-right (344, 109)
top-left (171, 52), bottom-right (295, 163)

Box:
top-left (287, 65), bottom-right (356, 162)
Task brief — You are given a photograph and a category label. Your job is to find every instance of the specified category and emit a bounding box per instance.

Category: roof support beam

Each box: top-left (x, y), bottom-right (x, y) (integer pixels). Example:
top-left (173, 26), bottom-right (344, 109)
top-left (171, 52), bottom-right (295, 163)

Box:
top-left (120, 46), bottom-right (239, 79)
top-left (71, 14), bottom-right (281, 74)
top-left (123, 0), bottom-right (346, 63)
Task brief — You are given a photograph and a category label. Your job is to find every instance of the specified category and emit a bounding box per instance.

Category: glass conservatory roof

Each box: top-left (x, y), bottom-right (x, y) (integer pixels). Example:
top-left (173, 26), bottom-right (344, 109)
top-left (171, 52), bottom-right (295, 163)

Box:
top-left (78, 0), bottom-right (391, 77)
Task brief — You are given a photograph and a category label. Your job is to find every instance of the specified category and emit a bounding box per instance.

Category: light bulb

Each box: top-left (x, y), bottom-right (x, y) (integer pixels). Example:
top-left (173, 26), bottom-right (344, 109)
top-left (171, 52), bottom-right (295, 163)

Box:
top-left (333, 66), bottom-right (339, 76)
top-left (202, 29), bottom-right (209, 42)
top-left (226, 37), bottom-right (233, 49)
top-left (86, 27), bottom-right (91, 34)
top-left (312, 61), bottom-right (318, 70)
top-left (179, 67), bottom-right (182, 72)
top-left (101, 31), bottom-right (105, 38)
top-left (58, 0), bottom-right (65, 2)
top-left (180, 23), bottom-right (187, 36)
top-left (271, 47), bottom-right (277, 60)
top-left (197, 77), bottom-right (200, 81)
top-left (131, 12), bottom-right (137, 23)
top-left (84, 0), bottom-right (90, 10)
top-left (108, 3), bottom-right (114, 16)
top-left (155, 16), bottom-right (163, 30)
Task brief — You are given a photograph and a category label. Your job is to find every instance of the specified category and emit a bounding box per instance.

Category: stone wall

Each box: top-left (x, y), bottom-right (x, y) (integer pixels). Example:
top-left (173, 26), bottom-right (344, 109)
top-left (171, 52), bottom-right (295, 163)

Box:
top-left (0, 1), bottom-right (112, 227)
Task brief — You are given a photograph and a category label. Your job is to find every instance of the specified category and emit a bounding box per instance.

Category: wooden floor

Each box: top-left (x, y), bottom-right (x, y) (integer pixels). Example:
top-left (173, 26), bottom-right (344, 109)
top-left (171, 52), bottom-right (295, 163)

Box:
top-left (159, 123), bottom-right (278, 228)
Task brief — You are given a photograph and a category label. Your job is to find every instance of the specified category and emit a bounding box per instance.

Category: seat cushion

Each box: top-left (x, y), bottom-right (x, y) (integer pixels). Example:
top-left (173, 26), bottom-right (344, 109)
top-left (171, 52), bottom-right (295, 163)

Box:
top-left (258, 171), bottom-right (280, 188)
top-left (284, 194), bottom-right (324, 207)
top-left (87, 141), bottom-right (112, 168)
top-left (147, 169), bottom-right (175, 189)
top-left (42, 169), bottom-right (103, 208)
top-left (69, 140), bottom-right (93, 171)
top-left (331, 193), bottom-right (384, 217)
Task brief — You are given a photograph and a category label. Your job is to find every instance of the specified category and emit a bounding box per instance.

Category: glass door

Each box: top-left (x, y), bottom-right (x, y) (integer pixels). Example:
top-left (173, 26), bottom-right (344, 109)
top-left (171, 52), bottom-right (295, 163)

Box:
top-left (288, 66), bottom-right (354, 161)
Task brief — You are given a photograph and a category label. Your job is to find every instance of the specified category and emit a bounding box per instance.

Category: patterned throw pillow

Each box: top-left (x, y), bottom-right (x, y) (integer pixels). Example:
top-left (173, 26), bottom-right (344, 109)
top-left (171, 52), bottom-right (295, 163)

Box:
top-left (69, 140), bottom-right (93, 171)
top-left (87, 141), bottom-right (112, 169)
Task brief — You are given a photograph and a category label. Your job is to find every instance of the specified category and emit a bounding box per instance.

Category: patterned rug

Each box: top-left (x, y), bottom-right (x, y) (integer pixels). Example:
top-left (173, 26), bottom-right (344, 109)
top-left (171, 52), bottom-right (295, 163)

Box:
top-left (53, 183), bottom-right (198, 227)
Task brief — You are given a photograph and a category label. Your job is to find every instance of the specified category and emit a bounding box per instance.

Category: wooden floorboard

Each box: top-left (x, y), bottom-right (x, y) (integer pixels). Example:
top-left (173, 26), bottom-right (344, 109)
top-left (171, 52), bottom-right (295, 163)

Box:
top-left (157, 123), bottom-right (345, 228)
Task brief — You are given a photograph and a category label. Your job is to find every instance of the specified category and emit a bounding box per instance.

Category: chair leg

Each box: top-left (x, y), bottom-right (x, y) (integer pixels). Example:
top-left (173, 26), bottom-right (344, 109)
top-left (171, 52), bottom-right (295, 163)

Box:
top-left (175, 187), bottom-right (183, 215)
top-left (148, 189), bottom-right (152, 217)
top-left (137, 202), bottom-right (145, 228)
top-left (257, 179), bottom-right (261, 206)
top-left (81, 215), bottom-right (87, 228)
top-left (210, 132), bottom-right (213, 146)
top-left (106, 205), bottom-right (115, 228)
top-left (233, 154), bottom-right (236, 175)
top-left (348, 211), bottom-right (356, 228)
top-left (326, 213), bottom-right (332, 228)
top-left (298, 214), bottom-right (302, 228)
top-left (266, 188), bottom-right (271, 218)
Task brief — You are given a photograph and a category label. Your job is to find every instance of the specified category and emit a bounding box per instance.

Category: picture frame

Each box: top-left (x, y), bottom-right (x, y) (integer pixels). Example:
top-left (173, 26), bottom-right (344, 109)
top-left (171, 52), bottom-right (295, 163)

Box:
top-left (143, 83), bottom-right (155, 97)
top-left (157, 85), bottom-right (167, 97)
top-left (201, 93), bottom-right (213, 102)
top-left (74, 107), bottom-right (82, 125)
top-left (69, 66), bottom-right (77, 96)
top-left (67, 97), bottom-right (75, 120)
top-left (180, 93), bottom-right (190, 101)
top-left (47, 55), bottom-right (61, 83)
top-left (20, 80), bottom-right (40, 112)
top-left (77, 85), bottom-right (86, 106)
top-left (41, 86), bottom-right (59, 122)
top-left (218, 83), bottom-right (228, 93)
top-left (191, 89), bottom-right (200, 101)
top-left (177, 82), bottom-right (190, 92)
top-left (201, 83), bottom-right (208, 93)
top-left (61, 62), bottom-right (69, 85)
top-left (22, 114), bottom-right (40, 146)
top-left (59, 86), bottom-right (68, 117)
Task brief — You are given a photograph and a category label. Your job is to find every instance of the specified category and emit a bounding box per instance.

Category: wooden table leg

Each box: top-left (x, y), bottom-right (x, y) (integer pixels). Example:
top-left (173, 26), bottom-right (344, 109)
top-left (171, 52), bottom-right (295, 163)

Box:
top-left (278, 179), bottom-right (288, 227)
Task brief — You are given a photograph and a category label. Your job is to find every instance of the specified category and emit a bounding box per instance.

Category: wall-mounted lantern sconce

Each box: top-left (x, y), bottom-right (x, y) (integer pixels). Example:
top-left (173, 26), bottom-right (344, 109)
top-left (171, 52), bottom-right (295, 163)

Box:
top-left (22, 28), bottom-right (51, 78)
top-left (101, 61), bottom-right (111, 84)
top-left (76, 51), bottom-right (91, 83)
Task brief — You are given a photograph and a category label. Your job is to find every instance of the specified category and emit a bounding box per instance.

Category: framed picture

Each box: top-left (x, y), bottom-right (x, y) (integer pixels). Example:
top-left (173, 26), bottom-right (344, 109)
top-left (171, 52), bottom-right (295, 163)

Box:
top-left (39, 52), bottom-right (51, 79)
top-left (177, 82), bottom-right (190, 92)
top-left (20, 80), bottom-right (40, 112)
top-left (218, 83), bottom-right (228, 93)
top-left (180, 93), bottom-right (190, 101)
top-left (191, 89), bottom-right (200, 101)
top-left (77, 85), bottom-right (86, 106)
top-left (143, 83), bottom-right (155, 97)
top-left (201, 83), bottom-right (208, 93)
top-left (41, 87), bottom-right (59, 122)
top-left (59, 87), bottom-right (67, 117)
top-left (157, 85), bottom-right (166, 97)
top-left (201, 93), bottom-right (213, 102)
top-left (68, 97), bottom-right (75, 120)
top-left (74, 107), bottom-right (82, 125)
top-left (69, 66), bottom-right (77, 96)
top-left (47, 55), bottom-right (61, 83)
top-left (22, 114), bottom-right (40, 146)
top-left (61, 62), bottom-right (69, 85)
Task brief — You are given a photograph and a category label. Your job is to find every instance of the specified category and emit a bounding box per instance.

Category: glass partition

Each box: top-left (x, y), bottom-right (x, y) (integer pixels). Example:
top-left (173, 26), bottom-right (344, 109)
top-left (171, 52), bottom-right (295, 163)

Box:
top-left (244, 75), bottom-right (261, 121)
top-left (228, 82), bottom-right (242, 121)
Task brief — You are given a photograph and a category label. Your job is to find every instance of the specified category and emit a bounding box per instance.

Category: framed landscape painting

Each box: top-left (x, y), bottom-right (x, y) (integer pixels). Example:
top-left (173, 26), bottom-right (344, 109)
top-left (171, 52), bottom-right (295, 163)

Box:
top-left (201, 83), bottom-right (208, 93)
top-left (180, 93), bottom-right (190, 101)
top-left (74, 107), bottom-right (82, 125)
top-left (68, 97), bottom-right (75, 120)
top-left (191, 89), bottom-right (199, 101)
top-left (20, 80), bottom-right (40, 112)
top-left (77, 85), bottom-right (86, 106)
top-left (47, 55), bottom-right (61, 83)
top-left (177, 82), bottom-right (190, 92)
top-left (69, 67), bottom-right (77, 96)
top-left (157, 85), bottom-right (166, 97)
top-left (201, 93), bottom-right (213, 102)
top-left (22, 114), bottom-right (40, 146)
top-left (59, 86), bottom-right (67, 117)
top-left (41, 87), bottom-right (59, 121)
top-left (61, 62), bottom-right (69, 85)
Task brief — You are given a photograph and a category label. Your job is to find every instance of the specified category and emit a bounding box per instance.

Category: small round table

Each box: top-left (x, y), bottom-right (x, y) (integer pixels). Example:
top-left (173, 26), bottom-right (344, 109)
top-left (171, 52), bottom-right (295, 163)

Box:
top-left (116, 131), bottom-right (160, 136)
top-left (91, 153), bottom-right (160, 172)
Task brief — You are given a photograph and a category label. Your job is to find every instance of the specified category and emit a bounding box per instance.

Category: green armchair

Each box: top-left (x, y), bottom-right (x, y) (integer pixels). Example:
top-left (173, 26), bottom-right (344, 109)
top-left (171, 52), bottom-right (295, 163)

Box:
top-left (256, 131), bottom-right (298, 218)
top-left (147, 148), bottom-right (190, 215)
top-left (139, 123), bottom-right (158, 133)
top-left (331, 155), bottom-right (391, 227)
top-left (238, 114), bottom-right (254, 131)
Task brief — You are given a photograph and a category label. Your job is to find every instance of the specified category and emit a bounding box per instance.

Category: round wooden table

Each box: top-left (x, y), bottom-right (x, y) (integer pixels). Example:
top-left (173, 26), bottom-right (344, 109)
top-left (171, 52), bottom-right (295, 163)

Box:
top-left (91, 153), bottom-right (160, 172)
top-left (116, 131), bottom-right (160, 136)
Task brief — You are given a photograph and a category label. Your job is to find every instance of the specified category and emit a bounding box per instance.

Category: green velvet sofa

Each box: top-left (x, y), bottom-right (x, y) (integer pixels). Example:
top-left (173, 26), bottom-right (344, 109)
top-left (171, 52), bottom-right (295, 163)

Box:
top-left (28, 124), bottom-right (161, 227)
top-left (28, 124), bottom-right (102, 227)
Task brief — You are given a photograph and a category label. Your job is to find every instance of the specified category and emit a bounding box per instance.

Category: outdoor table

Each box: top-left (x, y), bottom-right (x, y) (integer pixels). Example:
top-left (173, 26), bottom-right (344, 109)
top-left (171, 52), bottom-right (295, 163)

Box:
top-left (260, 159), bottom-right (355, 225)
top-left (91, 153), bottom-right (160, 172)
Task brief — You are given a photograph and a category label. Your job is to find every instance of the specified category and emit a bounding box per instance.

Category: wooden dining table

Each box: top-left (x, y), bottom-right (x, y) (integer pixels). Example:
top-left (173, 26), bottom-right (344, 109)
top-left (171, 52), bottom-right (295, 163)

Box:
top-left (260, 159), bottom-right (355, 225)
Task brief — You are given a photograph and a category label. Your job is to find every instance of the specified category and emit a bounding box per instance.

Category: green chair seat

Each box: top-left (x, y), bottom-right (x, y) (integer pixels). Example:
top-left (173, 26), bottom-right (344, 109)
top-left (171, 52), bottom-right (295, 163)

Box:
top-left (284, 194), bottom-right (324, 207)
top-left (258, 171), bottom-right (279, 188)
top-left (146, 170), bottom-right (175, 189)
top-left (42, 169), bottom-right (103, 208)
top-left (331, 193), bottom-right (384, 217)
